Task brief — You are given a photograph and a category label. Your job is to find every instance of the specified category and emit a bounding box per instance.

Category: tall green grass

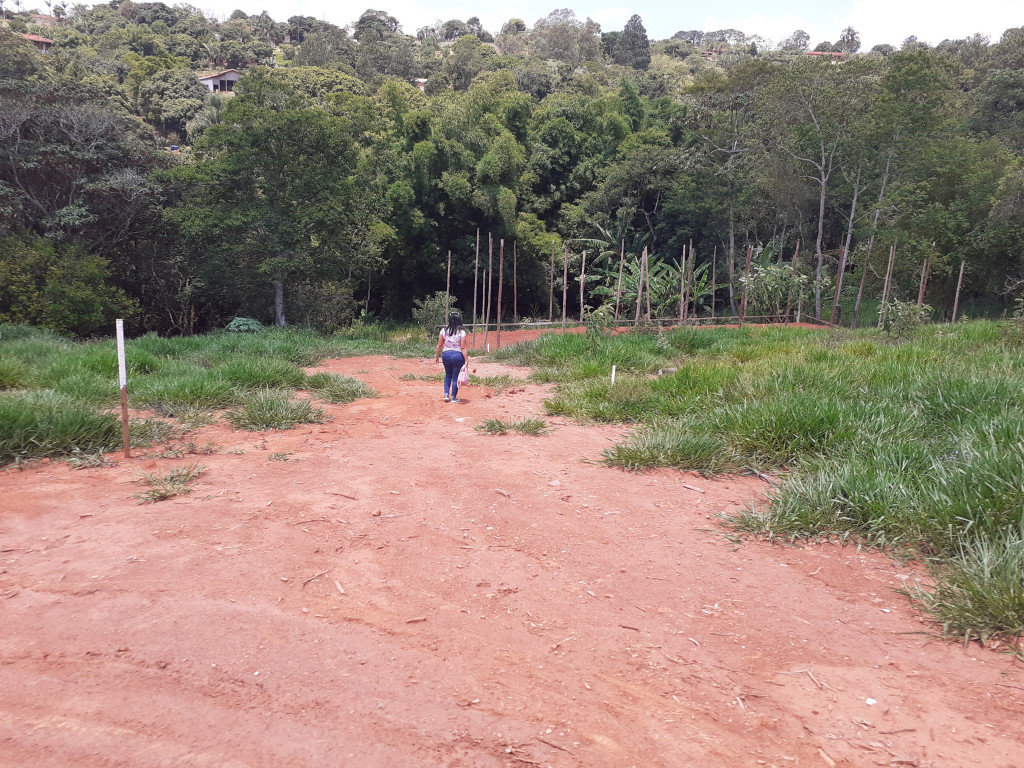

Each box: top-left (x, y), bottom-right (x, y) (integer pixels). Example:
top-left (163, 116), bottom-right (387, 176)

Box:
top-left (0, 323), bottom-right (395, 465)
top-left (502, 322), bottom-right (1024, 648)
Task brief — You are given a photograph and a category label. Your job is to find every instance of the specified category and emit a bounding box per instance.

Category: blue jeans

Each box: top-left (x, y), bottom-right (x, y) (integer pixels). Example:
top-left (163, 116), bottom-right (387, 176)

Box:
top-left (442, 350), bottom-right (465, 398)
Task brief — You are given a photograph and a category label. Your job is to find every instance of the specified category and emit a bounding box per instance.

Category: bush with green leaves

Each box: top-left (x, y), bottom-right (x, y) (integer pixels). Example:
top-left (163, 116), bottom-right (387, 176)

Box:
top-left (0, 235), bottom-right (139, 338)
top-left (411, 291), bottom-right (460, 331)
top-left (881, 299), bottom-right (931, 339)
top-left (225, 317), bottom-right (263, 333)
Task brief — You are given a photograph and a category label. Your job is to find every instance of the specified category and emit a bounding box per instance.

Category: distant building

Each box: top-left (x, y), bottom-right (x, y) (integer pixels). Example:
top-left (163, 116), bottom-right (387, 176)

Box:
top-left (29, 13), bottom-right (61, 28)
top-left (805, 51), bottom-right (848, 62)
top-left (22, 34), bottom-right (53, 53)
top-left (197, 69), bottom-right (241, 93)
top-left (413, 78), bottom-right (428, 92)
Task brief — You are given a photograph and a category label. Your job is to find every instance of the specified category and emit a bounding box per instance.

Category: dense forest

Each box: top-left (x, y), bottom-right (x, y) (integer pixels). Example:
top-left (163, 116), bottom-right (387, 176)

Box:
top-left (2, 2), bottom-right (1023, 336)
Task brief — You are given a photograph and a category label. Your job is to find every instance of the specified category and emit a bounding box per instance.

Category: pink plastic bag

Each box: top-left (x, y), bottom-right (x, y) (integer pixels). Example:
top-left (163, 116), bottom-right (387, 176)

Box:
top-left (457, 367), bottom-right (469, 387)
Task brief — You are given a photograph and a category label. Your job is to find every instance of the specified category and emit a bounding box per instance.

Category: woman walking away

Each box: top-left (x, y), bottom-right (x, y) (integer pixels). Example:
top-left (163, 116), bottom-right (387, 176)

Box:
top-left (435, 312), bottom-right (468, 403)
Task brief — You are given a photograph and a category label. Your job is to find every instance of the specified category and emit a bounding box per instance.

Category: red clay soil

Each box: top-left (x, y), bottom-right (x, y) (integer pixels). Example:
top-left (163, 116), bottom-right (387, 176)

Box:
top-left (2, 341), bottom-right (1022, 767)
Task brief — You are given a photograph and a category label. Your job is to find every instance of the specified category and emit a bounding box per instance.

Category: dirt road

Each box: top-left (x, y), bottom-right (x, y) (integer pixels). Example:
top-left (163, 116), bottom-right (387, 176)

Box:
top-left (1, 352), bottom-right (1021, 767)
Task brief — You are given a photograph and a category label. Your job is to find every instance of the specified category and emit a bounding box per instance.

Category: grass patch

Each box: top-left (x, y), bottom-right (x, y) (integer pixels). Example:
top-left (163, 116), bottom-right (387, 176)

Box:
top-left (475, 418), bottom-right (549, 436)
top-left (133, 463), bottom-right (205, 503)
top-left (490, 321), bottom-right (1024, 649)
top-left (906, 525), bottom-right (1024, 652)
top-left (305, 372), bottom-right (377, 403)
top-left (475, 374), bottom-right (525, 393)
top-left (224, 390), bottom-right (330, 431)
top-left (0, 390), bottom-right (123, 465)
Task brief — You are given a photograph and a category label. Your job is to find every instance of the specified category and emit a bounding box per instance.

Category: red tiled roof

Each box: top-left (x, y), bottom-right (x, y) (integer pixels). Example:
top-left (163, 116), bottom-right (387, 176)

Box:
top-left (196, 69), bottom-right (241, 80)
top-left (22, 34), bottom-right (54, 43)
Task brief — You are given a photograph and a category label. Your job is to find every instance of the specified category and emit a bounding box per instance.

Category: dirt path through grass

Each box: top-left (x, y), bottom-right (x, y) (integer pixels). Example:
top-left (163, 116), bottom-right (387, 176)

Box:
top-left (1, 353), bottom-right (1021, 767)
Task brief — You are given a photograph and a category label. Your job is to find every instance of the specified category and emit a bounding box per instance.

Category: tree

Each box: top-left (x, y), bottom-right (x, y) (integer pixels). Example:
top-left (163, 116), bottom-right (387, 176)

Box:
top-left (171, 75), bottom-right (381, 326)
top-left (528, 9), bottom-right (601, 66)
top-left (0, 77), bottom-right (165, 242)
top-left (780, 30), bottom-right (810, 51)
top-left (837, 26), bottom-right (861, 54)
top-left (353, 9), bottom-right (400, 43)
top-left (612, 15), bottom-right (651, 70)
top-left (138, 67), bottom-right (208, 137)
top-left (758, 60), bottom-right (875, 318)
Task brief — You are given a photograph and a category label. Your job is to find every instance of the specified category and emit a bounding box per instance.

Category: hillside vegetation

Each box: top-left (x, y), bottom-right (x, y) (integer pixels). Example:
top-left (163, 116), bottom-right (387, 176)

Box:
top-left (1, 5), bottom-right (1023, 336)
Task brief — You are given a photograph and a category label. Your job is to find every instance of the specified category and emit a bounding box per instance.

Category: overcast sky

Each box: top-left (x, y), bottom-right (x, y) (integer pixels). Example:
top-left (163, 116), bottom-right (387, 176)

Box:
top-left (197, 0), bottom-right (1021, 50)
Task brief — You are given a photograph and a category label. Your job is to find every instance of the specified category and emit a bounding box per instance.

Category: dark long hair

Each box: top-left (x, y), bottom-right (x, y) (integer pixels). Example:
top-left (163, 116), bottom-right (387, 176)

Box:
top-left (444, 312), bottom-right (464, 336)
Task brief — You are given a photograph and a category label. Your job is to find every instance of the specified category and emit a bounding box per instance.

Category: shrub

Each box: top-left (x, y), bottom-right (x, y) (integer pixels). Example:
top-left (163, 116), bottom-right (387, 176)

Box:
top-left (225, 317), bottom-right (263, 333)
top-left (411, 291), bottom-right (459, 331)
top-left (0, 236), bottom-right (139, 338)
top-left (881, 299), bottom-right (931, 339)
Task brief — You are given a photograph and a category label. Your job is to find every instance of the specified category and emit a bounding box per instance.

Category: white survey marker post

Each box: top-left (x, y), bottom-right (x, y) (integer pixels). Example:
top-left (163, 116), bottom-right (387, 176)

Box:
top-left (116, 319), bottom-right (131, 458)
top-left (611, 365), bottom-right (616, 385)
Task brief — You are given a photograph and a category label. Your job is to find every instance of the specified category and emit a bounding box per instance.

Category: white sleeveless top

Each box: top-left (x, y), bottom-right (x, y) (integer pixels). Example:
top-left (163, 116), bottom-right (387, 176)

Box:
top-left (442, 329), bottom-right (465, 352)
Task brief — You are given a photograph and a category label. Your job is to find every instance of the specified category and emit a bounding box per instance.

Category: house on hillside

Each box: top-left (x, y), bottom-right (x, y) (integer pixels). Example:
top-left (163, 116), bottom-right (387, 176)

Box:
top-left (22, 34), bottom-right (53, 53)
top-left (29, 13), bottom-right (62, 28)
top-left (805, 50), bottom-right (848, 62)
top-left (197, 69), bottom-right (240, 93)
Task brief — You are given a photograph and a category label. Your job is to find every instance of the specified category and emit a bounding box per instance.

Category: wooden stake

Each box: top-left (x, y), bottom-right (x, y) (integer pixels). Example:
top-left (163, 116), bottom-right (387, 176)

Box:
top-left (952, 259), bottom-right (966, 323)
top-left (918, 241), bottom-right (935, 306)
top-left (484, 233), bottom-right (492, 350)
top-left (513, 241), bottom-right (518, 326)
top-left (710, 246), bottom-right (717, 320)
top-left (879, 241), bottom-right (897, 328)
top-left (472, 229), bottom-right (479, 349)
top-left (116, 319), bottom-right (130, 459)
top-left (445, 249), bottom-right (452, 318)
top-left (679, 244), bottom-right (687, 322)
top-left (614, 240), bottom-right (625, 322)
top-left (851, 245), bottom-right (870, 329)
top-left (687, 242), bottom-right (696, 320)
top-left (917, 259), bottom-right (928, 307)
top-left (829, 245), bottom-right (846, 327)
top-left (634, 249), bottom-right (644, 323)
top-left (549, 240), bottom-right (555, 322)
top-left (644, 247), bottom-right (652, 322)
top-left (579, 250), bottom-right (586, 321)
top-left (784, 240), bottom-right (800, 325)
top-left (739, 246), bottom-right (752, 324)
top-left (561, 246), bottom-right (568, 332)
top-left (496, 239), bottom-right (504, 348)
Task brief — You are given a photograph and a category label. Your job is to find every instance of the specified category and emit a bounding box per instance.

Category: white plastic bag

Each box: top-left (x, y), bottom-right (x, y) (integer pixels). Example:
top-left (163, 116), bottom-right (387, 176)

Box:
top-left (457, 366), bottom-right (469, 387)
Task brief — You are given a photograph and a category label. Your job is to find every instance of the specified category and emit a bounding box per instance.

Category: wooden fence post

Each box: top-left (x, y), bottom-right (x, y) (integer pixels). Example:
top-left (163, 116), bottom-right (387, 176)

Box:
top-left (687, 242), bottom-right (696, 321)
top-left (918, 241), bottom-right (935, 306)
top-left (829, 245), bottom-right (846, 327)
top-left (634, 248), bottom-right (645, 323)
top-left (784, 240), bottom-right (800, 325)
top-left (549, 240), bottom-right (555, 322)
top-left (496, 239), bottom-right (504, 348)
top-left (579, 249), bottom-right (588, 322)
top-left (851, 245), bottom-right (870, 329)
top-left (513, 241), bottom-right (518, 326)
top-left (878, 241), bottom-right (897, 328)
top-left (484, 233), bottom-right (492, 350)
top-left (472, 228), bottom-right (479, 349)
top-left (679, 243), bottom-right (687, 322)
top-left (562, 246), bottom-right (569, 332)
top-left (951, 259), bottom-right (966, 323)
top-left (644, 248), bottom-right (652, 322)
top-left (710, 246), bottom-right (717, 321)
top-left (614, 240), bottom-right (624, 322)
top-left (445, 249), bottom-right (452, 318)
top-left (739, 246), bottom-right (752, 324)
